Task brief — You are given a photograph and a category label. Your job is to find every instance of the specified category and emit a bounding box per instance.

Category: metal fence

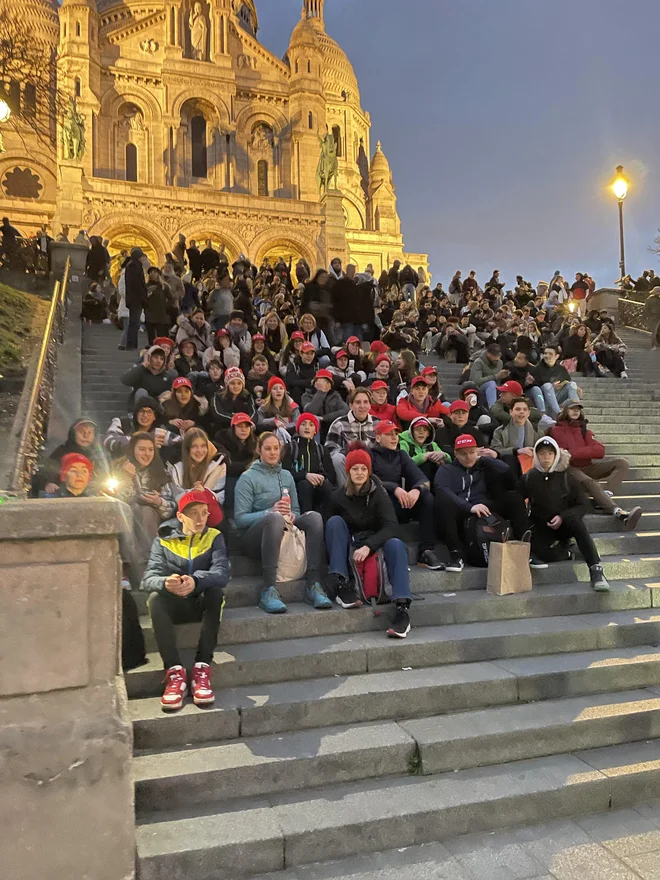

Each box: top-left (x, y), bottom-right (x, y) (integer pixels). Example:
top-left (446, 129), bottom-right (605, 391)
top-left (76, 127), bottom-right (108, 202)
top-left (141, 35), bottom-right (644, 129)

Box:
top-left (9, 259), bottom-right (71, 495)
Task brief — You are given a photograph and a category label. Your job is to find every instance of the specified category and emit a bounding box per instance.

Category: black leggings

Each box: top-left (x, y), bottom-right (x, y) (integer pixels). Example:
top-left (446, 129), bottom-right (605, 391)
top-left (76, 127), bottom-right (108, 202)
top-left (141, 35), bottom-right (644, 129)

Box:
top-left (435, 490), bottom-right (529, 554)
top-left (148, 585), bottom-right (225, 669)
top-left (532, 513), bottom-right (600, 568)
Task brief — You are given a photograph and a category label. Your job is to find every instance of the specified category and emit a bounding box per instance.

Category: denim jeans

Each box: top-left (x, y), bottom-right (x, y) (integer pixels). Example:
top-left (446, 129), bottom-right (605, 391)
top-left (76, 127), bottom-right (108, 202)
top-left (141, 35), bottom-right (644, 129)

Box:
top-left (341, 323), bottom-right (364, 342)
top-left (125, 305), bottom-right (142, 350)
top-left (481, 380), bottom-right (498, 407)
top-left (325, 515), bottom-right (411, 600)
top-left (525, 385), bottom-right (546, 412)
top-left (541, 381), bottom-right (579, 417)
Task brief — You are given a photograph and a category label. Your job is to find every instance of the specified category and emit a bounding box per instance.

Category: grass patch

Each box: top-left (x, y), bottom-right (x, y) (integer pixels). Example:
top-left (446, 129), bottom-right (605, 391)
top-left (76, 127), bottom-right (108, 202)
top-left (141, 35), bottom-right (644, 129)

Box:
top-left (0, 281), bottom-right (47, 374)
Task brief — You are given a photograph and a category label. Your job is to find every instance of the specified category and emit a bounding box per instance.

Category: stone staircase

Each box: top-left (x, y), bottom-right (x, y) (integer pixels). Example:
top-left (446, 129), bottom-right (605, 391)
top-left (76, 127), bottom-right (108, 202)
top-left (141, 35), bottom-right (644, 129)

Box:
top-left (81, 321), bottom-right (147, 427)
top-left (116, 325), bottom-right (660, 879)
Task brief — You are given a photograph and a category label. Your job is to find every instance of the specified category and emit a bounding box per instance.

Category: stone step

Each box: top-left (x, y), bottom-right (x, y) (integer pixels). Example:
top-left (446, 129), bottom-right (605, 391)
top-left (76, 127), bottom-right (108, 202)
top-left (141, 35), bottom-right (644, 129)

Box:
top-left (134, 740), bottom-right (660, 879)
top-left (137, 580), bottom-right (658, 652)
top-left (610, 495), bottom-right (660, 512)
top-left (616, 481), bottom-right (660, 494)
top-left (124, 609), bottom-right (660, 699)
top-left (588, 415), bottom-right (660, 425)
top-left (128, 646), bottom-right (660, 751)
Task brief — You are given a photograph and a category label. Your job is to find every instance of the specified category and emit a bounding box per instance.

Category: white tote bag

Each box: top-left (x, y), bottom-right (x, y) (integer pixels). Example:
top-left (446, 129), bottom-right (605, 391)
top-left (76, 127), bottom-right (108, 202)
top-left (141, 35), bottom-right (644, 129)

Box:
top-left (275, 517), bottom-right (307, 583)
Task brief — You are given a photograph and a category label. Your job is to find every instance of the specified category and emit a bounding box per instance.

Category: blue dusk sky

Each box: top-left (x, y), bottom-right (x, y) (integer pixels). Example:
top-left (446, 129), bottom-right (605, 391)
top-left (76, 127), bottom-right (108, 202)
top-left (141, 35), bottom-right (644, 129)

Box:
top-left (258, 0), bottom-right (660, 288)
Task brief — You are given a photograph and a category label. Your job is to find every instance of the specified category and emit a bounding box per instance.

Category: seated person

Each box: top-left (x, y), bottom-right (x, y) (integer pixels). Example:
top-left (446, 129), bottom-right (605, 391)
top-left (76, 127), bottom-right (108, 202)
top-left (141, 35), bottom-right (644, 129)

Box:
top-left (37, 417), bottom-right (107, 495)
top-left (282, 413), bottom-right (333, 515)
top-left (104, 396), bottom-right (178, 459)
top-left (326, 387), bottom-right (378, 486)
top-left (491, 396), bottom-right (540, 474)
top-left (504, 350), bottom-right (546, 413)
top-left (549, 400), bottom-right (641, 530)
top-left (325, 444), bottom-right (414, 638)
top-left (213, 412), bottom-right (257, 515)
top-left (143, 489), bottom-right (230, 711)
top-left (168, 427), bottom-right (227, 505)
top-left (399, 416), bottom-right (449, 483)
top-left (234, 432), bottom-right (331, 614)
top-left (369, 380), bottom-right (400, 425)
top-left (255, 376), bottom-right (300, 444)
top-left (160, 376), bottom-right (208, 436)
top-left (196, 358), bottom-right (225, 403)
top-left (207, 366), bottom-right (256, 433)
top-left (371, 420), bottom-right (443, 570)
top-left (81, 282), bottom-right (108, 323)
top-left (420, 365), bottom-right (444, 402)
top-left (459, 383), bottom-right (497, 438)
top-left (435, 400), bottom-right (488, 458)
top-left (121, 344), bottom-right (175, 406)
top-left (43, 452), bottom-right (95, 498)
top-left (173, 338), bottom-right (204, 377)
top-left (328, 348), bottom-right (365, 396)
top-left (204, 327), bottom-right (241, 370)
top-left (434, 433), bottom-right (531, 572)
top-left (533, 345), bottom-right (580, 417)
top-left (301, 368), bottom-right (349, 441)
top-left (284, 341), bottom-right (318, 405)
top-left (365, 354), bottom-right (396, 395)
top-left (521, 437), bottom-right (610, 591)
top-left (396, 376), bottom-right (449, 428)
top-left (469, 343), bottom-right (508, 407)
top-left (245, 354), bottom-right (274, 405)
top-left (490, 380), bottom-right (544, 428)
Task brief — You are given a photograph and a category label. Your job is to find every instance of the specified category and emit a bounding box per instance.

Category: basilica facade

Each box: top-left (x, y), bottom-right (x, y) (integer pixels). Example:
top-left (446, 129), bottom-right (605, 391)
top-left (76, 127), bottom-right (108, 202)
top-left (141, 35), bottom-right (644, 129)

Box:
top-left (2, 0), bottom-right (427, 275)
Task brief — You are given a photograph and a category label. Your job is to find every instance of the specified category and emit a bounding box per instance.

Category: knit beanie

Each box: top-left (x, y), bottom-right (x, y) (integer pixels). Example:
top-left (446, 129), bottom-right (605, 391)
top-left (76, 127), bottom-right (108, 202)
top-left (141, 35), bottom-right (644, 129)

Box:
top-left (345, 441), bottom-right (372, 474)
top-left (296, 412), bottom-right (320, 434)
top-left (267, 375), bottom-right (286, 393)
top-left (60, 453), bottom-right (93, 482)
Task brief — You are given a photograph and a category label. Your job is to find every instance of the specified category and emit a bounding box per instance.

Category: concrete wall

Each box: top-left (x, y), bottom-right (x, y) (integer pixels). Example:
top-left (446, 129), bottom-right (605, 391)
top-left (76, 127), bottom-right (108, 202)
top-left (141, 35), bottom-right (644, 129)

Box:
top-left (0, 498), bottom-right (135, 880)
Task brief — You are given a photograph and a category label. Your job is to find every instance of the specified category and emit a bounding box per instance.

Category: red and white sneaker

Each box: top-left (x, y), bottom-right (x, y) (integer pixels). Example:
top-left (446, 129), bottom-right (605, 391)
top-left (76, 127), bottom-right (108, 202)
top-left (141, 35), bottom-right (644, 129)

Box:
top-left (161, 665), bottom-right (187, 712)
top-left (191, 662), bottom-right (215, 707)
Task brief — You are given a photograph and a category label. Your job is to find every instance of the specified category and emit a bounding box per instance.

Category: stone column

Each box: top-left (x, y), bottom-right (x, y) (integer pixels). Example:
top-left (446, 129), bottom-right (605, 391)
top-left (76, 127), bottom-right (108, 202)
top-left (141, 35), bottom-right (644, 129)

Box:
top-left (0, 498), bottom-right (136, 880)
top-left (321, 188), bottom-right (348, 266)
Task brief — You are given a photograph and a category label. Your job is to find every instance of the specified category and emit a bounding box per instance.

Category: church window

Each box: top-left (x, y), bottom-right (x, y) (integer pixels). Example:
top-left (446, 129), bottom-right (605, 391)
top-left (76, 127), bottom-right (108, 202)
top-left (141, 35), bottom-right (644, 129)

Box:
top-left (63, 22), bottom-right (67, 37)
top-left (23, 83), bottom-right (36, 117)
top-left (191, 115), bottom-right (207, 178)
top-left (308, 111), bottom-right (313, 130)
top-left (169, 7), bottom-right (176, 45)
top-left (75, 77), bottom-right (81, 98)
top-left (332, 125), bottom-right (342, 158)
top-left (257, 160), bottom-right (269, 197)
top-left (295, 60), bottom-right (299, 73)
top-left (126, 143), bottom-right (138, 182)
top-left (76, 21), bottom-right (81, 37)
top-left (307, 60), bottom-right (311, 73)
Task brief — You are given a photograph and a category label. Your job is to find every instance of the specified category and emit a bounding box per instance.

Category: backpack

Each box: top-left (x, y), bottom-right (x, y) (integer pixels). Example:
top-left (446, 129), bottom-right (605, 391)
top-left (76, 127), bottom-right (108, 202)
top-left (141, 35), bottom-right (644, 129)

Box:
top-left (464, 513), bottom-right (511, 567)
top-left (350, 549), bottom-right (392, 615)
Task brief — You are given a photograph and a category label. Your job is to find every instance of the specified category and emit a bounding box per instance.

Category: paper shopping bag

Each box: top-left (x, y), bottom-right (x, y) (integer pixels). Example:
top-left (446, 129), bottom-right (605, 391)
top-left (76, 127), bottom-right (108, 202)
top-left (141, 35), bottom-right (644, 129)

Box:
top-left (487, 541), bottom-right (532, 596)
top-left (275, 518), bottom-right (307, 583)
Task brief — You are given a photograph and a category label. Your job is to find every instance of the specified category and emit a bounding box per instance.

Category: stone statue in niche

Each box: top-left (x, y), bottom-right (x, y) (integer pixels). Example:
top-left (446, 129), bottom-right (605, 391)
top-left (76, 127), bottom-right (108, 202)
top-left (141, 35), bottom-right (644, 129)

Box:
top-left (62, 97), bottom-right (86, 161)
top-left (189, 2), bottom-right (208, 61)
top-left (251, 124), bottom-right (273, 150)
top-left (119, 105), bottom-right (145, 132)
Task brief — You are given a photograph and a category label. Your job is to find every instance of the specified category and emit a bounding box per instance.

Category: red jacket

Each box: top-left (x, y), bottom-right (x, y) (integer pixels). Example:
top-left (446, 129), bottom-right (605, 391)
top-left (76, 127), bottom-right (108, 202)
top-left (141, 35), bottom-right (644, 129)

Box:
top-left (370, 402), bottom-right (400, 427)
top-left (396, 396), bottom-right (449, 426)
top-left (549, 420), bottom-right (605, 468)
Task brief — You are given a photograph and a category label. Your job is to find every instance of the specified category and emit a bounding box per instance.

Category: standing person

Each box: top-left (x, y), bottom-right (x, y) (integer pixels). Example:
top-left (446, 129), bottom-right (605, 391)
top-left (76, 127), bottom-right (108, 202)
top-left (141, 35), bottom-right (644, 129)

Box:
top-left (145, 266), bottom-right (176, 344)
top-left (186, 239), bottom-right (202, 281)
top-left (123, 248), bottom-right (148, 350)
top-left (325, 444), bottom-right (414, 637)
top-left (234, 432), bottom-right (331, 614)
top-left (200, 239), bottom-right (220, 275)
top-left (207, 270), bottom-right (234, 331)
top-left (301, 268), bottom-right (334, 340)
top-left (522, 437), bottom-right (610, 590)
top-left (570, 273), bottom-right (590, 317)
top-left (325, 388), bottom-right (379, 486)
top-left (143, 490), bottom-right (230, 711)
top-left (85, 236), bottom-right (109, 285)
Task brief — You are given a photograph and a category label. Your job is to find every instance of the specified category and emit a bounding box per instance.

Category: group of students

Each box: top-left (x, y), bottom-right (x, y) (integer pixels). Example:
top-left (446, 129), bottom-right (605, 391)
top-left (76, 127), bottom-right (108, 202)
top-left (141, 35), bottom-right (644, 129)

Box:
top-left (36, 247), bottom-right (643, 713)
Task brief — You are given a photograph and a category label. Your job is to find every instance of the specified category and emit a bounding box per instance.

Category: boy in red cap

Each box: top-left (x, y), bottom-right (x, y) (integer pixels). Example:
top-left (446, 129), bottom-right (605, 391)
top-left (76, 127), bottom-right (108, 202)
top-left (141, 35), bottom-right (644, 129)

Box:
top-left (285, 340), bottom-right (318, 405)
top-left (44, 453), bottom-right (94, 498)
top-left (300, 368), bottom-right (349, 441)
top-left (282, 412), bottom-right (333, 514)
top-left (434, 433), bottom-right (530, 572)
top-left (368, 380), bottom-right (399, 425)
top-left (435, 400), bottom-right (489, 458)
top-left (396, 376), bottom-right (449, 428)
top-left (143, 489), bottom-right (230, 712)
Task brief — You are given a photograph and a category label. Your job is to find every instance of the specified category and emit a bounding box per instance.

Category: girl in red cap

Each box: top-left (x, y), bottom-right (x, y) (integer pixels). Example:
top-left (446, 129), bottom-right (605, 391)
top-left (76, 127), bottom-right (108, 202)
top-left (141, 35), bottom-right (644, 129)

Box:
top-left (161, 376), bottom-right (208, 435)
top-left (255, 376), bottom-right (300, 443)
top-left (300, 368), bottom-right (349, 442)
top-left (278, 329), bottom-right (305, 376)
top-left (213, 413), bottom-right (257, 515)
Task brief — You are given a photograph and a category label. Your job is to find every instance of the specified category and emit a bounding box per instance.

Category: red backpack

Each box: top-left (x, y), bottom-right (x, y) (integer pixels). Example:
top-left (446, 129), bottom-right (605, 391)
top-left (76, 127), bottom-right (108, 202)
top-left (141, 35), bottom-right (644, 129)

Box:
top-left (350, 550), bottom-right (391, 615)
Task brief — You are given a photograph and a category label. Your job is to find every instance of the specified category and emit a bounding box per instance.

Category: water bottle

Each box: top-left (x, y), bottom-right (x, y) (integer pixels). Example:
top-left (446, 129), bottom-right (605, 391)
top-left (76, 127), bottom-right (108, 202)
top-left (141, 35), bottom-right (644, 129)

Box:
top-left (281, 487), bottom-right (291, 509)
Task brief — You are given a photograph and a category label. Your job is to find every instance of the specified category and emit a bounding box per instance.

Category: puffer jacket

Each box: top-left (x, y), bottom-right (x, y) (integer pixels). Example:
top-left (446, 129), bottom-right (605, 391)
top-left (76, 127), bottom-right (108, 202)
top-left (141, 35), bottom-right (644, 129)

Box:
top-left (327, 476), bottom-right (400, 552)
top-left (175, 315), bottom-right (213, 354)
top-left (234, 459), bottom-right (301, 530)
top-left (141, 522), bottom-right (230, 593)
top-left (549, 419), bottom-right (605, 468)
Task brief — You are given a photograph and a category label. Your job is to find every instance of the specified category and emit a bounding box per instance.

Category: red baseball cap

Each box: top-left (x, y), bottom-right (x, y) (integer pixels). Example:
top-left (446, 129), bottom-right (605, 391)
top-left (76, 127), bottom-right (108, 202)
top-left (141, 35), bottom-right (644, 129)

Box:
top-left (301, 341), bottom-right (316, 352)
top-left (497, 380), bottom-right (523, 396)
top-left (172, 376), bottom-right (193, 390)
top-left (153, 336), bottom-right (174, 349)
top-left (421, 365), bottom-right (438, 377)
top-left (177, 488), bottom-right (223, 527)
top-left (375, 420), bottom-right (399, 436)
top-left (290, 330), bottom-right (304, 341)
top-left (216, 328), bottom-right (230, 338)
top-left (336, 350), bottom-right (348, 360)
top-left (454, 434), bottom-right (477, 450)
top-left (346, 335), bottom-right (360, 345)
top-left (314, 369), bottom-right (333, 382)
top-left (449, 400), bottom-right (470, 413)
top-left (231, 412), bottom-right (253, 427)
top-left (252, 333), bottom-right (265, 342)
top-left (411, 376), bottom-right (427, 388)
top-left (370, 380), bottom-right (388, 391)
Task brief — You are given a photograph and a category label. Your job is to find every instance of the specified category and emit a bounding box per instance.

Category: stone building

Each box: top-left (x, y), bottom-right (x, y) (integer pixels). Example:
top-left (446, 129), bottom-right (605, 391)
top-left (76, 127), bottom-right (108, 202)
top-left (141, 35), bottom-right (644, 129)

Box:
top-left (1, 0), bottom-right (427, 275)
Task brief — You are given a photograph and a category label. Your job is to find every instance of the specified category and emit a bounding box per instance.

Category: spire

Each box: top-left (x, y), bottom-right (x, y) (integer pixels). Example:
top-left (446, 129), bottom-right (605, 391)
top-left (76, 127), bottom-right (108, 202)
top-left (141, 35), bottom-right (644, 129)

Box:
top-left (304, 0), bottom-right (324, 26)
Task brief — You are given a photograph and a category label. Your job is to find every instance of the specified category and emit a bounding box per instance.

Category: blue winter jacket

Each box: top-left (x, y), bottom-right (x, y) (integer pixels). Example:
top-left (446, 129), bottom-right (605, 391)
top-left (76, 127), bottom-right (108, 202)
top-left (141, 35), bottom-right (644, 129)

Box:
top-left (141, 521), bottom-right (231, 594)
top-left (434, 457), bottom-right (510, 514)
top-left (234, 459), bottom-right (301, 530)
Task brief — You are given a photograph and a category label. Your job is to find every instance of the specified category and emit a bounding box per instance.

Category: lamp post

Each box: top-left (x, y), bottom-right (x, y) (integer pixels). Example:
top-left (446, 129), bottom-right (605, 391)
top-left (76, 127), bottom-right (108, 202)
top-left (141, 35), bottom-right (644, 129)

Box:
top-left (0, 98), bottom-right (11, 153)
top-left (612, 165), bottom-right (628, 279)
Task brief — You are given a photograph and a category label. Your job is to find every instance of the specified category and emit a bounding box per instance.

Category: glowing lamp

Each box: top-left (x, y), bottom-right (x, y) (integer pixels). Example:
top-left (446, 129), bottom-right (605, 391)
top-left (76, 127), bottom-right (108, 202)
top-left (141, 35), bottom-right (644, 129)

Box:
top-left (0, 99), bottom-right (11, 123)
top-left (612, 165), bottom-right (628, 201)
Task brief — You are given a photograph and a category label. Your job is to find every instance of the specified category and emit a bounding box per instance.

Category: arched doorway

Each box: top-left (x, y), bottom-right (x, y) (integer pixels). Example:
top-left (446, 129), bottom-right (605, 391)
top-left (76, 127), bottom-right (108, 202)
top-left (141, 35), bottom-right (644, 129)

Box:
top-left (106, 228), bottom-right (160, 281)
top-left (257, 240), bottom-right (312, 270)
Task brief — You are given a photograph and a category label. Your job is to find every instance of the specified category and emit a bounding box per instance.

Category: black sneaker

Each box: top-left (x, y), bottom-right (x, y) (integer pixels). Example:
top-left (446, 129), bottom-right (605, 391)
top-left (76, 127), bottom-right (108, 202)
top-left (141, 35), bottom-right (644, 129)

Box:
top-left (616, 506), bottom-right (642, 532)
top-left (418, 549), bottom-right (445, 571)
top-left (334, 577), bottom-right (362, 609)
top-left (590, 564), bottom-right (610, 592)
top-left (529, 554), bottom-right (549, 569)
top-left (446, 551), bottom-right (464, 573)
top-left (387, 600), bottom-right (411, 639)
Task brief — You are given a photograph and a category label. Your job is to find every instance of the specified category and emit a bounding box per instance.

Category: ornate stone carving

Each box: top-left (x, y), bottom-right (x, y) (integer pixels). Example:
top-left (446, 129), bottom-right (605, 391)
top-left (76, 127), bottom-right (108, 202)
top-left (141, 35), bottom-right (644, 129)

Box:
top-left (118, 104), bottom-right (145, 131)
top-left (189, 2), bottom-right (209, 61)
top-left (2, 167), bottom-right (43, 200)
top-left (140, 38), bottom-right (159, 54)
top-left (237, 53), bottom-right (257, 70)
top-left (250, 123), bottom-right (273, 149)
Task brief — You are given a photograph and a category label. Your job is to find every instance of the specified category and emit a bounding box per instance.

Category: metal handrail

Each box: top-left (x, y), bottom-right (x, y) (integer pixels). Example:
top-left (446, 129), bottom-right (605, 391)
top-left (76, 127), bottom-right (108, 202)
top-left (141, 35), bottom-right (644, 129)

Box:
top-left (9, 258), bottom-right (71, 495)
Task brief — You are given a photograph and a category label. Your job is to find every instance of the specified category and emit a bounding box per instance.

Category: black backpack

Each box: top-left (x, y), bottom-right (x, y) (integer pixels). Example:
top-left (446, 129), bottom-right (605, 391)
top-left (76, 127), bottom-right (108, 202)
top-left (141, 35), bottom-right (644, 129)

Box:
top-left (464, 514), bottom-right (511, 567)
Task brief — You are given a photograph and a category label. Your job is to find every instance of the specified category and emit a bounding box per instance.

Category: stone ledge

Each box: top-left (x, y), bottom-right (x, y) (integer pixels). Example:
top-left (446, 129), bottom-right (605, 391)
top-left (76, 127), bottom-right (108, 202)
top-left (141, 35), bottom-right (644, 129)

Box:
top-left (0, 497), bottom-right (129, 541)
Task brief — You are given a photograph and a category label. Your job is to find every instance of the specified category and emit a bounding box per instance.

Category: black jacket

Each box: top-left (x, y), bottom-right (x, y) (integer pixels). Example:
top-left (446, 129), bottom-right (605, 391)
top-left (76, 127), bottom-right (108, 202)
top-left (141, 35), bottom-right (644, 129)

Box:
top-left (328, 476), bottom-right (400, 552)
top-left (124, 257), bottom-right (148, 310)
top-left (213, 428), bottom-right (257, 478)
top-left (434, 456), bottom-right (511, 513)
top-left (533, 360), bottom-right (571, 385)
top-left (370, 446), bottom-right (428, 493)
top-left (121, 364), bottom-right (174, 404)
top-left (434, 422), bottom-right (486, 458)
top-left (285, 358), bottom-right (317, 404)
top-left (522, 468), bottom-right (590, 524)
top-left (281, 436), bottom-right (331, 482)
top-left (207, 391), bottom-right (256, 432)
top-left (300, 388), bottom-right (349, 425)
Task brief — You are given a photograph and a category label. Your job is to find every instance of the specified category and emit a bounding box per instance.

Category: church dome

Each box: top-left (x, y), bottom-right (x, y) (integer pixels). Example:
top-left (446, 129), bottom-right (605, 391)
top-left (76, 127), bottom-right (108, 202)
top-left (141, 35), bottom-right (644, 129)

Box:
top-left (288, 14), bottom-right (320, 52)
top-left (370, 141), bottom-right (392, 184)
top-left (315, 30), bottom-right (360, 102)
top-left (24, 0), bottom-right (59, 46)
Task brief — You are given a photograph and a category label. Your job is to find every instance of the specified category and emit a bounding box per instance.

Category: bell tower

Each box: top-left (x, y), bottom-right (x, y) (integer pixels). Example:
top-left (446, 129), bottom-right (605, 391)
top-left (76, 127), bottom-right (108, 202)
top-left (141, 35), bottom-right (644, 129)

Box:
top-left (304, 0), bottom-right (324, 25)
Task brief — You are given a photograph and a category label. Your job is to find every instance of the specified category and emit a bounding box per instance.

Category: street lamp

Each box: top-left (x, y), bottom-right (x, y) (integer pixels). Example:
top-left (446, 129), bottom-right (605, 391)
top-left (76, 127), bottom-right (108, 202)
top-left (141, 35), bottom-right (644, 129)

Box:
top-left (0, 99), bottom-right (11, 123)
top-left (612, 165), bottom-right (628, 278)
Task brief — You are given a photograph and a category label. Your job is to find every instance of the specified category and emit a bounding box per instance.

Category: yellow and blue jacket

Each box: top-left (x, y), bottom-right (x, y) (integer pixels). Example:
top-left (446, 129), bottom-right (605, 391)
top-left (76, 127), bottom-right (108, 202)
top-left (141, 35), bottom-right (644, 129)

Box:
top-left (141, 520), bottom-right (231, 594)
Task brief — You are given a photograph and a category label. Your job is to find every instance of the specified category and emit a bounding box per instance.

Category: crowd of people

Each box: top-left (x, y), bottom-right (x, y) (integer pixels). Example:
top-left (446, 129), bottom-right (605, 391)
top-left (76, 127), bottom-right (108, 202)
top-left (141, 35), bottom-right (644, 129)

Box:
top-left (34, 239), bottom-right (644, 713)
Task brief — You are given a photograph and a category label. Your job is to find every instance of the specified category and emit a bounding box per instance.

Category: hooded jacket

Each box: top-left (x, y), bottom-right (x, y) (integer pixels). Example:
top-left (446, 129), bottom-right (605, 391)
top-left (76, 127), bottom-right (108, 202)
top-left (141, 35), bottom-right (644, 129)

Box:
top-left (370, 445), bottom-right (429, 494)
top-left (521, 437), bottom-right (590, 523)
top-left (141, 521), bottom-right (230, 594)
top-left (434, 456), bottom-right (511, 513)
top-left (175, 315), bottom-right (213, 354)
top-left (549, 418), bottom-right (605, 468)
top-left (103, 397), bottom-right (174, 457)
top-left (121, 354), bottom-right (176, 403)
top-left (43, 419), bottom-right (107, 486)
top-left (234, 459), bottom-right (301, 530)
top-left (327, 476), bottom-right (400, 552)
top-left (399, 418), bottom-right (447, 466)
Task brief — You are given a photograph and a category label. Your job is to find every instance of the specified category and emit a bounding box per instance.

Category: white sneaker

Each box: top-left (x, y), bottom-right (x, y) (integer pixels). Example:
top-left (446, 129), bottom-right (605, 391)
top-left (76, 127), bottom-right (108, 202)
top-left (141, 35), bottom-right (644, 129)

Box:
top-left (620, 371), bottom-right (628, 378)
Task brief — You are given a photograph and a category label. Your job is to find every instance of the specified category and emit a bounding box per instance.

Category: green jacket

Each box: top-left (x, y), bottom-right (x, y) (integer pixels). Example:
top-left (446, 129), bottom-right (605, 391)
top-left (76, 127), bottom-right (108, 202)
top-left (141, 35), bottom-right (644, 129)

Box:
top-left (399, 429), bottom-right (449, 467)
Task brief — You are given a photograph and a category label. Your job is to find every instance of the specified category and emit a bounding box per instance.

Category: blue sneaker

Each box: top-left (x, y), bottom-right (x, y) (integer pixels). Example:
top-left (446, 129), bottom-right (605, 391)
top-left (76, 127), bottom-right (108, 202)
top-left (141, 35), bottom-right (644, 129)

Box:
top-left (305, 582), bottom-right (333, 609)
top-left (259, 586), bottom-right (287, 614)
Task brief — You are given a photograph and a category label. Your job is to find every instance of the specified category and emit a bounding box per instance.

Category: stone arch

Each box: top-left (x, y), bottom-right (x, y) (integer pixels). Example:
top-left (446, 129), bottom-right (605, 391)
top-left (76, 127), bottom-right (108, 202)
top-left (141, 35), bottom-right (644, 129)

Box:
top-left (175, 221), bottom-right (248, 265)
top-left (87, 213), bottom-right (171, 268)
top-left (101, 87), bottom-right (162, 124)
top-left (235, 105), bottom-right (288, 140)
top-left (252, 228), bottom-right (317, 270)
top-left (342, 193), bottom-right (366, 231)
top-left (171, 89), bottom-right (229, 126)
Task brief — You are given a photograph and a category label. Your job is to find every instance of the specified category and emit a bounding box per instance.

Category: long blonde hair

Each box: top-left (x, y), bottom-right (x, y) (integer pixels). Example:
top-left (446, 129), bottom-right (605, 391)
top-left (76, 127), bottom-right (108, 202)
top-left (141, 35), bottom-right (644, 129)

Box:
top-left (182, 427), bottom-right (213, 488)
